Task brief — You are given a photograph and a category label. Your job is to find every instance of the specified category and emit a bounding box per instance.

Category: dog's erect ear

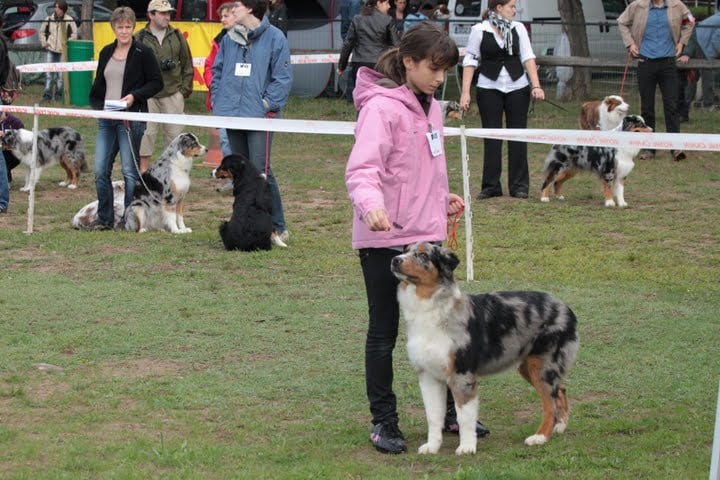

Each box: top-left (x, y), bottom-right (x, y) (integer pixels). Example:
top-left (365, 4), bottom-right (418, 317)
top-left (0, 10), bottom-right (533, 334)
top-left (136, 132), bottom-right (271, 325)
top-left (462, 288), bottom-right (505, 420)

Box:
top-left (432, 245), bottom-right (460, 281)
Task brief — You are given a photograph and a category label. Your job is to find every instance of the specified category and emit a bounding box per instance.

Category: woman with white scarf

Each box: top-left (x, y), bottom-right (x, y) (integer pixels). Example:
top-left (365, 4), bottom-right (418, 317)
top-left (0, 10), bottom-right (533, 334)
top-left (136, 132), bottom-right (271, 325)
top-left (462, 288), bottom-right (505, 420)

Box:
top-left (459, 0), bottom-right (544, 200)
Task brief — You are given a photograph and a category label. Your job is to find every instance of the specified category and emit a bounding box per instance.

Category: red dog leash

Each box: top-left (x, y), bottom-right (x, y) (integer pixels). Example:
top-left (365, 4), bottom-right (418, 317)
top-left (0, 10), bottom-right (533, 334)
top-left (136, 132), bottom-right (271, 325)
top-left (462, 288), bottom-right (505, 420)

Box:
top-left (447, 205), bottom-right (464, 251)
top-left (619, 51), bottom-right (633, 98)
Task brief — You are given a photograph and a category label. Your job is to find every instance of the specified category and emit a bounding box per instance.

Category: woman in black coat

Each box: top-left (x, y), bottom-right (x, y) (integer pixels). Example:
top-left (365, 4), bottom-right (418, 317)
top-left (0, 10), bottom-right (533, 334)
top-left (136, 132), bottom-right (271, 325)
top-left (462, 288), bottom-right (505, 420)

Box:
top-left (86, 7), bottom-right (163, 230)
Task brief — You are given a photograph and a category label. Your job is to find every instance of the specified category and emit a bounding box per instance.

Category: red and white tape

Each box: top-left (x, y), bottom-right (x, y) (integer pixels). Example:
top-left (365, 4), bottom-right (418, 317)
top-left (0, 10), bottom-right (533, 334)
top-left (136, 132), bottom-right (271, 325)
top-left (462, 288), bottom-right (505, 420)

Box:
top-left (3, 104), bottom-right (718, 152)
top-left (17, 53), bottom-right (346, 74)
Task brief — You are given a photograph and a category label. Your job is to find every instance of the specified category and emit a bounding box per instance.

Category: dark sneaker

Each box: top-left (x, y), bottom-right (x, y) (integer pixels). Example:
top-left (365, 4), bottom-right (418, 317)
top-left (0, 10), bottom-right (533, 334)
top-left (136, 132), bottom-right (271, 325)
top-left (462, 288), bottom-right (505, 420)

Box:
top-left (370, 422), bottom-right (407, 454)
top-left (477, 189), bottom-right (502, 200)
top-left (443, 415), bottom-right (491, 438)
top-left (639, 149), bottom-right (655, 160)
top-left (510, 191), bottom-right (528, 199)
top-left (671, 150), bottom-right (687, 162)
top-left (0, 206), bottom-right (7, 213)
top-left (82, 220), bottom-right (112, 231)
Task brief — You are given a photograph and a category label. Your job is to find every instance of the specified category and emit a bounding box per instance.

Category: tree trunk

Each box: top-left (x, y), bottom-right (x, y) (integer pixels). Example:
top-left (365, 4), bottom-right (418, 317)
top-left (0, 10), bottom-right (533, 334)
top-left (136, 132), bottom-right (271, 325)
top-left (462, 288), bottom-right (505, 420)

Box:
top-left (80, 0), bottom-right (94, 41)
top-left (557, 0), bottom-right (591, 100)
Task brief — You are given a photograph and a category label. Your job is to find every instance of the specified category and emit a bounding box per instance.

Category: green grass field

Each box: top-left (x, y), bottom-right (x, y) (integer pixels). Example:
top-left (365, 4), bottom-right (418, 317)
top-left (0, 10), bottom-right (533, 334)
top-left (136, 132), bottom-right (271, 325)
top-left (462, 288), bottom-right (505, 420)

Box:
top-left (0, 84), bottom-right (718, 479)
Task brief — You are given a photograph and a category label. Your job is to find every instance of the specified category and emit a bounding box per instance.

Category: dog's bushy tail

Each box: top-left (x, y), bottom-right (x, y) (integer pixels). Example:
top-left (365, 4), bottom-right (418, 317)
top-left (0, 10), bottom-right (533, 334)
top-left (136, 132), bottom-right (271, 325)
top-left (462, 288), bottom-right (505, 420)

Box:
top-left (541, 158), bottom-right (561, 192)
top-left (76, 150), bottom-right (89, 172)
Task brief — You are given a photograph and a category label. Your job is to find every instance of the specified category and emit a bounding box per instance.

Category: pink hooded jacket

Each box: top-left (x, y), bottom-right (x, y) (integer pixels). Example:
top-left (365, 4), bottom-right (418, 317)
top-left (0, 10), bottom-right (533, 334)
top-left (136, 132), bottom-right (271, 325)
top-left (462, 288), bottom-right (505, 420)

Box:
top-left (346, 66), bottom-right (450, 250)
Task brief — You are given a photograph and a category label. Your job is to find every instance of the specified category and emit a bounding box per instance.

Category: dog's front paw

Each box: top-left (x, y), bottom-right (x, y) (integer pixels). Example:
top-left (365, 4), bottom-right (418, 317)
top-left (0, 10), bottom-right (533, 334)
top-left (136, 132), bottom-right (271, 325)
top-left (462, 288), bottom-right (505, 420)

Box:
top-left (455, 442), bottom-right (477, 455)
top-left (604, 199), bottom-right (616, 207)
top-left (176, 227), bottom-right (192, 234)
top-left (617, 200), bottom-right (628, 208)
top-left (58, 181), bottom-right (68, 187)
top-left (556, 195), bottom-right (565, 200)
top-left (20, 186), bottom-right (30, 192)
top-left (553, 421), bottom-right (567, 434)
top-left (540, 196), bottom-right (550, 203)
top-left (418, 441), bottom-right (441, 454)
top-left (67, 184), bottom-right (77, 190)
top-left (138, 228), bottom-right (148, 233)
top-left (524, 434), bottom-right (548, 446)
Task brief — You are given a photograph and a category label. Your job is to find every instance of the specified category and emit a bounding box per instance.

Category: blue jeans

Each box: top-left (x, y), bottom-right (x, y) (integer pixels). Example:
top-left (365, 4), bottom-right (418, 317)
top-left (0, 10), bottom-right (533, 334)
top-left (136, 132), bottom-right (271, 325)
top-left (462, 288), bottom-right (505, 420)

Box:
top-left (219, 128), bottom-right (231, 156)
top-left (94, 119), bottom-right (145, 226)
top-left (226, 129), bottom-right (286, 232)
top-left (44, 51), bottom-right (62, 96)
top-left (0, 149), bottom-right (8, 210)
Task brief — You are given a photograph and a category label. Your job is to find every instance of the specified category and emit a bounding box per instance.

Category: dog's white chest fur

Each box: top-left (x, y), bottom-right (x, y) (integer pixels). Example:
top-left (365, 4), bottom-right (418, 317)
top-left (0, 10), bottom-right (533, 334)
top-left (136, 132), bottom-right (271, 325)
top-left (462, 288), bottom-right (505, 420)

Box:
top-left (170, 155), bottom-right (192, 195)
top-left (398, 285), bottom-right (455, 379)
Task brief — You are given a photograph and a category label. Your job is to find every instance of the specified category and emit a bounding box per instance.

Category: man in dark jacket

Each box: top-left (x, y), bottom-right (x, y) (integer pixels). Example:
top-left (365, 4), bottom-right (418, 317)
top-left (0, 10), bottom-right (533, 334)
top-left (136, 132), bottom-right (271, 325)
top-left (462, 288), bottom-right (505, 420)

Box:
top-left (268, 0), bottom-right (288, 36)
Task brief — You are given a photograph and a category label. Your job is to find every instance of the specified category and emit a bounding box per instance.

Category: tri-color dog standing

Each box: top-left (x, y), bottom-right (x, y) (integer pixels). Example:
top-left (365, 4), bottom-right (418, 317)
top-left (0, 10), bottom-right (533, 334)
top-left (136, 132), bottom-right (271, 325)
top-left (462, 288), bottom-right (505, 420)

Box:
top-left (391, 243), bottom-right (579, 455)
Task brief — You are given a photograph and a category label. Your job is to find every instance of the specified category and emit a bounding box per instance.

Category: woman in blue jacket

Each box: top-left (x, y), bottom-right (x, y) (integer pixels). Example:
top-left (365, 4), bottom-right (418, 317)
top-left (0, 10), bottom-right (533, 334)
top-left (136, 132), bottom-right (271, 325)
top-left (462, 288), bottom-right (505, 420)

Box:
top-left (211, 0), bottom-right (293, 246)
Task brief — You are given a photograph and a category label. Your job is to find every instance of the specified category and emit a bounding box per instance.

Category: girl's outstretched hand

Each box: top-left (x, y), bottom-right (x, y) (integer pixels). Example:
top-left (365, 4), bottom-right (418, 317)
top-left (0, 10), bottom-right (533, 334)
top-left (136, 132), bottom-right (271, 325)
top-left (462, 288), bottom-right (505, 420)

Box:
top-left (364, 208), bottom-right (391, 232)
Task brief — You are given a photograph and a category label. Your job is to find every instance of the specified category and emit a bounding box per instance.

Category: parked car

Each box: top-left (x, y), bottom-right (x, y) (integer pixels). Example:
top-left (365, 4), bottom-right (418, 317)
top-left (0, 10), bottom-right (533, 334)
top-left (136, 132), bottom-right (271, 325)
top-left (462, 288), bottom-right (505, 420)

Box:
top-left (0, 0), bottom-right (113, 45)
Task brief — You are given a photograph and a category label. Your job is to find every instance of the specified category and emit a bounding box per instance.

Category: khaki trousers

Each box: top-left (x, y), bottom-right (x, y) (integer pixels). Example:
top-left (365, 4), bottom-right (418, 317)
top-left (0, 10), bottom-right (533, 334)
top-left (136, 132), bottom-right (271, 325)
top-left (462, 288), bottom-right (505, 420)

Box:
top-left (139, 91), bottom-right (186, 157)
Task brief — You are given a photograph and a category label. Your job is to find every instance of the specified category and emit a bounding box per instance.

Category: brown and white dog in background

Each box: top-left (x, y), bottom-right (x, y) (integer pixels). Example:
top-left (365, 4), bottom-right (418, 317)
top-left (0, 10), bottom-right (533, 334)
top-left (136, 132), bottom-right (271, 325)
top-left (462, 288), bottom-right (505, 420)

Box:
top-left (579, 95), bottom-right (629, 131)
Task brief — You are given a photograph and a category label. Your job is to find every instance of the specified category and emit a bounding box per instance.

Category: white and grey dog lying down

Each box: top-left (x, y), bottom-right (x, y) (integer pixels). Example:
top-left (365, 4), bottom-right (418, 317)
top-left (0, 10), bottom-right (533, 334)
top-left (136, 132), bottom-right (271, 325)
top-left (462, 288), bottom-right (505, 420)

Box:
top-left (124, 133), bottom-right (207, 233)
top-left (71, 181), bottom-right (125, 230)
top-left (540, 115), bottom-right (653, 208)
top-left (1, 127), bottom-right (88, 191)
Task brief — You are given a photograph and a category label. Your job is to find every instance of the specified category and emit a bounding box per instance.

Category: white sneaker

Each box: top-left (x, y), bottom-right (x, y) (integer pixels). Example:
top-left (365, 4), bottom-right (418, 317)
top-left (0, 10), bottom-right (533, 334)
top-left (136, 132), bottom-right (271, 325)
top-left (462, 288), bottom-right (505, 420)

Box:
top-left (216, 180), bottom-right (233, 193)
top-left (278, 229), bottom-right (290, 243)
top-left (271, 231), bottom-right (288, 248)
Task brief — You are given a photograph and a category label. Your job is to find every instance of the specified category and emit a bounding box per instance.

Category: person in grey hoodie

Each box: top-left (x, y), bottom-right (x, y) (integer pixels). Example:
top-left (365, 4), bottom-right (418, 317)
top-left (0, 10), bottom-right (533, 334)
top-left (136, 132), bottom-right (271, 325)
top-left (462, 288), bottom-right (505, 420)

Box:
top-left (338, 0), bottom-right (400, 102)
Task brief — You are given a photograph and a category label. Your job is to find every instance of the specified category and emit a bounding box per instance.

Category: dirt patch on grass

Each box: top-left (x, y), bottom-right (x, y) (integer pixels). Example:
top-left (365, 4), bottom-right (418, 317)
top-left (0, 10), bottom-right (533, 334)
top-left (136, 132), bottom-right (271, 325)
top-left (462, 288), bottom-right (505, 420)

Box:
top-left (32, 377), bottom-right (71, 401)
top-left (100, 358), bottom-right (207, 380)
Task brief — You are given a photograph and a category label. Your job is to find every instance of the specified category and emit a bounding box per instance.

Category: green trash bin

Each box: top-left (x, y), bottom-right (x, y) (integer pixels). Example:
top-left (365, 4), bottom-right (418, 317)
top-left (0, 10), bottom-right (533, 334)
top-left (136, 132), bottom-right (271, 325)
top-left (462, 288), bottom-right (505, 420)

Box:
top-left (67, 40), bottom-right (94, 106)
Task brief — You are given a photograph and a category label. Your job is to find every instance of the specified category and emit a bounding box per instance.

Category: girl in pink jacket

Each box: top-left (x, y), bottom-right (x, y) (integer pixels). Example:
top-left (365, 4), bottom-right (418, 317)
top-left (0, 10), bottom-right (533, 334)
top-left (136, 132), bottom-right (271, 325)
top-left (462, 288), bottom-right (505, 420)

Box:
top-left (345, 21), bottom-right (488, 454)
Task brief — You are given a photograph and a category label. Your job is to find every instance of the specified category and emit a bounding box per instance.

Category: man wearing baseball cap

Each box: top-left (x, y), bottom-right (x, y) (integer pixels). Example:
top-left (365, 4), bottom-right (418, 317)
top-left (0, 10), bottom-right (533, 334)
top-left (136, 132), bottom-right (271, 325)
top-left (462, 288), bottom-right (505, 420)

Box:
top-left (136, 0), bottom-right (194, 172)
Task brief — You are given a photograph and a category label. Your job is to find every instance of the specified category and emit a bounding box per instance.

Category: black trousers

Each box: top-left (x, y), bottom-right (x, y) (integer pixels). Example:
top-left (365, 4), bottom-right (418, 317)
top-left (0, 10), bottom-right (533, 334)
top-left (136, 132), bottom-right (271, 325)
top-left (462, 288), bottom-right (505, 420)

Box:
top-left (359, 247), bottom-right (462, 425)
top-left (347, 62), bottom-right (375, 102)
top-left (360, 248), bottom-right (401, 425)
top-left (475, 86), bottom-right (530, 195)
top-left (637, 57), bottom-right (680, 134)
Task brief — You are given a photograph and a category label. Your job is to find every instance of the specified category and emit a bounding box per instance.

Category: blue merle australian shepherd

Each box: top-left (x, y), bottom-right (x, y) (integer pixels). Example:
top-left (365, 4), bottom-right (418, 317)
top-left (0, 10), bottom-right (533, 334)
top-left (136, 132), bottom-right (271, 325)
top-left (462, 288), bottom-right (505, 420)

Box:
top-left (1, 127), bottom-right (87, 191)
top-left (124, 133), bottom-right (207, 233)
top-left (540, 114), bottom-right (652, 207)
top-left (391, 242), bottom-right (579, 455)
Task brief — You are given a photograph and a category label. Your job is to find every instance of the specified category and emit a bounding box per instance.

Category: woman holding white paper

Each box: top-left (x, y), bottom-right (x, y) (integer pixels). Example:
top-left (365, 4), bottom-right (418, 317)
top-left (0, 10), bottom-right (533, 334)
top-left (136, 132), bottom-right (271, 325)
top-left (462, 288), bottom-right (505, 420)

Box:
top-left (87, 7), bottom-right (163, 231)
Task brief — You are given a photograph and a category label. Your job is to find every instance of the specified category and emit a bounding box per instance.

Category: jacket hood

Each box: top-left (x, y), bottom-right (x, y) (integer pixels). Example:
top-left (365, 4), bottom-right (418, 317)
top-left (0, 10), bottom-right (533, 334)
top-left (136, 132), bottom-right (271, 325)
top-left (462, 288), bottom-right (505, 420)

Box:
top-left (227, 24), bottom-right (249, 46)
top-left (249, 16), bottom-right (272, 41)
top-left (353, 66), bottom-right (428, 117)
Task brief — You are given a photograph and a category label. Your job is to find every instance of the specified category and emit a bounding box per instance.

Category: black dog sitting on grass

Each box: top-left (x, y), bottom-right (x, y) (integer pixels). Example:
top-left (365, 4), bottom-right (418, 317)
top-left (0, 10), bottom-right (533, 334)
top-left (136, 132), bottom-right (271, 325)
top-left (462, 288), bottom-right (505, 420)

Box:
top-left (213, 154), bottom-right (273, 251)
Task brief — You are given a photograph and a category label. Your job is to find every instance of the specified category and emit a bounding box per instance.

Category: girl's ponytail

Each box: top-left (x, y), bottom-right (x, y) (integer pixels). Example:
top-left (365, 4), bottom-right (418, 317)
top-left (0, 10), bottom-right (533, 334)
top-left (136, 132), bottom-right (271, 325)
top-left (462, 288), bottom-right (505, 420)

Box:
top-left (375, 22), bottom-right (458, 86)
top-left (375, 47), bottom-right (405, 85)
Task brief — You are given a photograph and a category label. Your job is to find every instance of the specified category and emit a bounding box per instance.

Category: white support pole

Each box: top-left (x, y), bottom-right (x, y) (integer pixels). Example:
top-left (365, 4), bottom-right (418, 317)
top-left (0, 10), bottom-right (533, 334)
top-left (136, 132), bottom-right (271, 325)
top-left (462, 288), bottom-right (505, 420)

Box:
top-left (25, 105), bottom-right (39, 234)
top-left (711, 380), bottom-right (720, 480)
top-left (459, 126), bottom-right (474, 282)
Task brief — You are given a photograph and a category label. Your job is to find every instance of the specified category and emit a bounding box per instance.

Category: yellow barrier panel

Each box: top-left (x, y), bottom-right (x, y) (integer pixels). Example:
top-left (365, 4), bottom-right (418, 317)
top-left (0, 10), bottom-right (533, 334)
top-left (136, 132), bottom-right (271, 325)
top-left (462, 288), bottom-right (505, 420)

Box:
top-left (93, 21), bottom-right (222, 92)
